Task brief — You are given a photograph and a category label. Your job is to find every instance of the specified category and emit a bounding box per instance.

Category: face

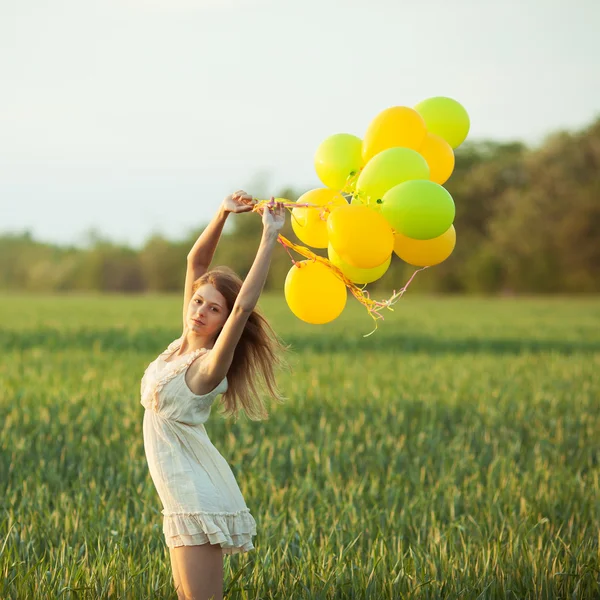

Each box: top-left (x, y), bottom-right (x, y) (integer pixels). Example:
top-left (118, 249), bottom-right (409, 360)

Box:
top-left (187, 283), bottom-right (229, 340)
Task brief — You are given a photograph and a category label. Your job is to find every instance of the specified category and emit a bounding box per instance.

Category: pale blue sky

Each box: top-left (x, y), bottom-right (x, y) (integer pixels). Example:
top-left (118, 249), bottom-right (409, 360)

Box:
top-left (1, 0), bottom-right (598, 248)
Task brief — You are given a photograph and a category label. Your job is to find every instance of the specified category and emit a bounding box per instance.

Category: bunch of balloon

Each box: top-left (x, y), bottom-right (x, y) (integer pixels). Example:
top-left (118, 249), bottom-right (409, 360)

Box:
top-left (284, 96), bottom-right (470, 327)
top-left (357, 97), bottom-right (469, 268)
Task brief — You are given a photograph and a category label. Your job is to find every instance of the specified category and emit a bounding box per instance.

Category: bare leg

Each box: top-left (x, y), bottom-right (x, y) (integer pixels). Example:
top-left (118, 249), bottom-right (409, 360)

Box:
top-left (172, 542), bottom-right (224, 600)
top-left (169, 546), bottom-right (186, 600)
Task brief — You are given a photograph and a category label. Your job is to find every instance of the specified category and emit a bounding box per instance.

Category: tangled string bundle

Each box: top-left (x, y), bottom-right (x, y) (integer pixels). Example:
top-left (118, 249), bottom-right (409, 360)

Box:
top-left (251, 197), bottom-right (428, 337)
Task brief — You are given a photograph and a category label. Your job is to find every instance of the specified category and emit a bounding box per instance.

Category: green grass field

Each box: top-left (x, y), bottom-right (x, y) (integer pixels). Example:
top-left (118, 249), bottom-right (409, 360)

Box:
top-left (1, 293), bottom-right (599, 599)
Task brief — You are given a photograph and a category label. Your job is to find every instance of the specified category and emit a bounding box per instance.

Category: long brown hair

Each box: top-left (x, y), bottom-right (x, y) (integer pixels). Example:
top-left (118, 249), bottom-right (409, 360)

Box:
top-left (191, 266), bottom-right (291, 422)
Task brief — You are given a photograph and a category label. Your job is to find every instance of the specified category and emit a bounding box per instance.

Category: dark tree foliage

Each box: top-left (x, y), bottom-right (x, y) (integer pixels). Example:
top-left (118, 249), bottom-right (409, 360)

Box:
top-left (1, 119), bottom-right (598, 294)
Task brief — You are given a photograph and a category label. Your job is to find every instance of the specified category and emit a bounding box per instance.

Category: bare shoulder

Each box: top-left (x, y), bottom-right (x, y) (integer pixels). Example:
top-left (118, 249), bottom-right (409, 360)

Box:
top-left (184, 350), bottom-right (223, 396)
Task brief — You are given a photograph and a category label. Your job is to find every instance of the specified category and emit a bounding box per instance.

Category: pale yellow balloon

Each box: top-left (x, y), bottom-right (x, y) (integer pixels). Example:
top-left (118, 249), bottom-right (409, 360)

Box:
top-left (284, 260), bottom-right (347, 324)
top-left (350, 194), bottom-right (367, 207)
top-left (393, 225), bottom-right (456, 266)
top-left (362, 106), bottom-right (428, 163)
top-left (314, 133), bottom-right (364, 191)
top-left (417, 132), bottom-right (455, 185)
top-left (327, 204), bottom-right (394, 269)
top-left (328, 243), bottom-right (391, 284)
top-left (291, 188), bottom-right (347, 248)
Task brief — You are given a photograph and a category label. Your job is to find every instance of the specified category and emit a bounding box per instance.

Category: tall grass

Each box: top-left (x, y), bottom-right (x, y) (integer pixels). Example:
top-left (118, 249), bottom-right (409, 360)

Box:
top-left (1, 294), bottom-right (599, 599)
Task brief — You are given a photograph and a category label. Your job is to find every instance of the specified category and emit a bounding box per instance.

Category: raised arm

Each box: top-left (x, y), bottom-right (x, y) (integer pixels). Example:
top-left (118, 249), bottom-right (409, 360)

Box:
top-left (201, 201), bottom-right (286, 385)
top-left (182, 191), bottom-right (255, 328)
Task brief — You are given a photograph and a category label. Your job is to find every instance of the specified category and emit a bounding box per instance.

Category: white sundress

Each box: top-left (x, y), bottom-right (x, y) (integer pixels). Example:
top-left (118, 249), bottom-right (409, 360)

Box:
top-left (140, 336), bottom-right (257, 555)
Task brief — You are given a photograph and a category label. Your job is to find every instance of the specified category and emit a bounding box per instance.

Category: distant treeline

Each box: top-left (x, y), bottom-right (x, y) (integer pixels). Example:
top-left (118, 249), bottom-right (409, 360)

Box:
top-left (2, 118), bottom-right (599, 294)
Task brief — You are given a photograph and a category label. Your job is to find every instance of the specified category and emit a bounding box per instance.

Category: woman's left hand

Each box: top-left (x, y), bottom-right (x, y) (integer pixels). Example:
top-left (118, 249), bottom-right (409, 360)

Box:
top-left (222, 190), bottom-right (257, 214)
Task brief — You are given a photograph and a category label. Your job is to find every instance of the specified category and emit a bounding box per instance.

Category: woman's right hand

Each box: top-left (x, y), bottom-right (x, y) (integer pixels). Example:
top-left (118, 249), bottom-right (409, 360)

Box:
top-left (262, 199), bottom-right (286, 234)
top-left (222, 190), bottom-right (256, 214)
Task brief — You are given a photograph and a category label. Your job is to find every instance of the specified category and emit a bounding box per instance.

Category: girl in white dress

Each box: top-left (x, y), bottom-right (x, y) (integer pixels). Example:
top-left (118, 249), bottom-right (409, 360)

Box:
top-left (140, 191), bottom-right (289, 600)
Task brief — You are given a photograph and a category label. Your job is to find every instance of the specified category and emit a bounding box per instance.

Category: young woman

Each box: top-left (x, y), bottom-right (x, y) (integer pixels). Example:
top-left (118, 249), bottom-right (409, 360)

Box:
top-left (140, 191), bottom-right (290, 600)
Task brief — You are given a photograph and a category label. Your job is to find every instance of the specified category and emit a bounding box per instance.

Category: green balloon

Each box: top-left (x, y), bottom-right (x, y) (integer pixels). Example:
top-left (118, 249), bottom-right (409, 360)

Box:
top-left (328, 243), bottom-right (391, 284)
top-left (381, 180), bottom-right (455, 240)
top-left (414, 96), bottom-right (470, 149)
top-left (356, 147), bottom-right (430, 206)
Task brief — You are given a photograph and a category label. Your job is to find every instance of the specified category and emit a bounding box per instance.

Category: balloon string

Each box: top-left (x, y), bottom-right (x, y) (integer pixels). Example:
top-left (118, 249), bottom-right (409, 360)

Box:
top-left (278, 233), bottom-right (428, 337)
top-left (278, 237), bottom-right (298, 266)
top-left (251, 194), bottom-right (427, 337)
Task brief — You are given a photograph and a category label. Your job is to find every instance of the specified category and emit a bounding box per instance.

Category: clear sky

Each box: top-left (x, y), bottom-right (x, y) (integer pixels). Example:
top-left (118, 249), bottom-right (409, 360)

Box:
top-left (1, 0), bottom-right (598, 249)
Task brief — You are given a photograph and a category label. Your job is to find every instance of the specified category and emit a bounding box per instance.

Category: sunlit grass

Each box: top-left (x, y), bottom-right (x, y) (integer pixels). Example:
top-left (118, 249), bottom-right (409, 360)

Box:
top-left (1, 293), bottom-right (599, 598)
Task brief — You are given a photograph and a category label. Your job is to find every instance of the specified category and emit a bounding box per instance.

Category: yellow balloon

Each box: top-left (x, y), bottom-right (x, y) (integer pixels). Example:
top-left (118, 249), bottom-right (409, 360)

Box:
top-left (417, 132), bottom-right (455, 185)
top-left (393, 225), bottom-right (456, 267)
top-left (328, 243), bottom-right (391, 284)
top-left (362, 106), bottom-right (428, 163)
top-left (355, 147), bottom-right (430, 205)
top-left (291, 188), bottom-right (347, 248)
top-left (314, 133), bottom-right (364, 192)
top-left (327, 204), bottom-right (394, 269)
top-left (284, 260), bottom-right (347, 324)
